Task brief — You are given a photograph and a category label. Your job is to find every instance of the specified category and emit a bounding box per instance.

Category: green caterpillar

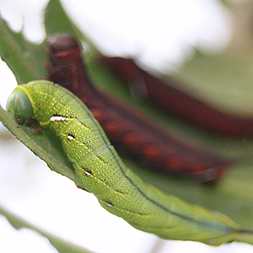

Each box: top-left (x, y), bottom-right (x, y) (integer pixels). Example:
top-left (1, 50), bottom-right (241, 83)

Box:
top-left (6, 80), bottom-right (253, 245)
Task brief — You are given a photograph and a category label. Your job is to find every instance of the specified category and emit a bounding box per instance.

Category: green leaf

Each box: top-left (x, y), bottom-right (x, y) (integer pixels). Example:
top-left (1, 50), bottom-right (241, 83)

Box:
top-left (0, 0), bottom-right (96, 84)
top-left (85, 55), bottom-right (253, 229)
top-left (176, 51), bottom-right (253, 116)
top-left (0, 0), bottom-right (253, 235)
top-left (0, 205), bottom-right (92, 253)
top-left (8, 80), bottom-right (253, 246)
top-left (0, 105), bottom-right (92, 253)
top-left (0, 18), bottom-right (45, 82)
top-left (45, 0), bottom-right (97, 54)
top-left (0, 105), bottom-right (74, 180)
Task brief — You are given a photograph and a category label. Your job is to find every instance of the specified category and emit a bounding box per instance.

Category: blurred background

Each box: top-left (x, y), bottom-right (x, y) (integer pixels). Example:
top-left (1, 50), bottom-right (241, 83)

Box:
top-left (1, 0), bottom-right (253, 252)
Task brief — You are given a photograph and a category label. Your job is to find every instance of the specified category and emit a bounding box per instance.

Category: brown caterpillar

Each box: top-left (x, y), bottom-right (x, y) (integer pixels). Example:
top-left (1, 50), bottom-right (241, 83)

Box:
top-left (47, 34), bottom-right (233, 183)
top-left (99, 56), bottom-right (253, 137)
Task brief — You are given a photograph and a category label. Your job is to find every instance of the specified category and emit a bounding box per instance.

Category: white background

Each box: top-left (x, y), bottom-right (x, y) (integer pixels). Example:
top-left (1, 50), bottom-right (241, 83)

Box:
top-left (0, 0), bottom-right (252, 252)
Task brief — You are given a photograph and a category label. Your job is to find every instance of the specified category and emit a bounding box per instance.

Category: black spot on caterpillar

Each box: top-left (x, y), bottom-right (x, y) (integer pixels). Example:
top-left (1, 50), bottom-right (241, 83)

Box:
top-left (47, 34), bottom-right (233, 184)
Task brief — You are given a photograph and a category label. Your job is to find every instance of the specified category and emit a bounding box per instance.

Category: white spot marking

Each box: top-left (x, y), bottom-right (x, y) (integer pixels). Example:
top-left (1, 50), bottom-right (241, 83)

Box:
top-left (50, 115), bottom-right (67, 122)
top-left (84, 170), bottom-right (92, 177)
top-left (105, 201), bottom-right (113, 208)
top-left (67, 134), bottom-right (75, 141)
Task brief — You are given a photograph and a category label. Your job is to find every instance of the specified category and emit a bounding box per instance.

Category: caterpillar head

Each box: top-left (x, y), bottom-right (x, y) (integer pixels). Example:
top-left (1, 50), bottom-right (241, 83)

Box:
top-left (48, 34), bottom-right (81, 63)
top-left (47, 34), bottom-right (83, 88)
top-left (6, 86), bottom-right (34, 125)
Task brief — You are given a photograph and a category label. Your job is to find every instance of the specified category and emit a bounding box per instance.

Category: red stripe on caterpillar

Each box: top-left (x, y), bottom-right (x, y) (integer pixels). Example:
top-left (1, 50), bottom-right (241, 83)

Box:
top-left (47, 34), bottom-right (233, 183)
top-left (98, 56), bottom-right (253, 137)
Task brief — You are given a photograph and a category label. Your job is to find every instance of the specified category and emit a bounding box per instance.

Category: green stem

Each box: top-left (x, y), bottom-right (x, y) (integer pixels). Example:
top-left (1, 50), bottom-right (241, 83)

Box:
top-left (0, 205), bottom-right (92, 253)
